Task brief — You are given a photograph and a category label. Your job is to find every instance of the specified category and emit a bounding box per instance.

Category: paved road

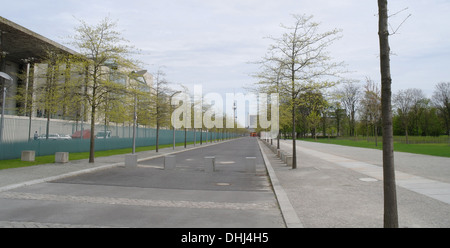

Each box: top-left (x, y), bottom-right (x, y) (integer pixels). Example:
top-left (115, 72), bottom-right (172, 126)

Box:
top-left (1, 136), bottom-right (449, 228)
top-left (264, 139), bottom-right (450, 228)
top-left (0, 138), bottom-right (284, 228)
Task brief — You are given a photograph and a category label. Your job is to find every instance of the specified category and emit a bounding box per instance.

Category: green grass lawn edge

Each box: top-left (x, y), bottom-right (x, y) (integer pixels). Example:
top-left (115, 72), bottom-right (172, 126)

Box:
top-left (0, 139), bottom-right (228, 171)
top-left (298, 138), bottom-right (450, 158)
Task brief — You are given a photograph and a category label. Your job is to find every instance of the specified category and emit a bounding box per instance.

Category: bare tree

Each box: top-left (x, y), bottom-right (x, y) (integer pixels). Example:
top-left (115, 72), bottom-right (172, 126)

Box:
top-left (335, 81), bottom-right (361, 136)
top-left (261, 14), bottom-right (343, 169)
top-left (378, 0), bottom-right (398, 228)
top-left (151, 69), bottom-right (172, 152)
top-left (393, 88), bottom-right (424, 144)
top-left (360, 77), bottom-right (381, 145)
top-left (253, 60), bottom-right (286, 149)
top-left (432, 82), bottom-right (450, 136)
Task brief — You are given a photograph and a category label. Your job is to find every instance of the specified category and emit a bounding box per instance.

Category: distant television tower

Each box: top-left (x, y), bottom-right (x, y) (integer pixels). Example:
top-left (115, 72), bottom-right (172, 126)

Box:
top-left (233, 100), bottom-right (237, 129)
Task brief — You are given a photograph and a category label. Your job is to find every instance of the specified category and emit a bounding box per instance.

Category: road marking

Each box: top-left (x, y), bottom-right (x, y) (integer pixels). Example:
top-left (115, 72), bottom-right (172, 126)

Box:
top-left (218, 161), bottom-right (235, 164)
top-left (359, 178), bottom-right (378, 182)
top-left (216, 183), bottom-right (231, 186)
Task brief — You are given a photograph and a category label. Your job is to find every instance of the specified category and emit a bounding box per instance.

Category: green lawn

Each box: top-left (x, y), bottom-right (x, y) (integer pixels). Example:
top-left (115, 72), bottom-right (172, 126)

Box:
top-left (0, 140), bottom-right (212, 171)
top-left (299, 138), bottom-right (450, 158)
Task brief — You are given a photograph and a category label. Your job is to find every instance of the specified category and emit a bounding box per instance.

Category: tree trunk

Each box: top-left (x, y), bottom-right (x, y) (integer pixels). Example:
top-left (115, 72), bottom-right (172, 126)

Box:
top-left (156, 121), bottom-right (160, 152)
top-left (277, 130), bottom-right (280, 149)
top-left (46, 113), bottom-right (50, 140)
top-left (89, 104), bottom-right (96, 163)
top-left (405, 127), bottom-right (409, 144)
top-left (378, 0), bottom-right (399, 228)
top-left (375, 124), bottom-right (378, 147)
top-left (292, 100), bottom-right (297, 169)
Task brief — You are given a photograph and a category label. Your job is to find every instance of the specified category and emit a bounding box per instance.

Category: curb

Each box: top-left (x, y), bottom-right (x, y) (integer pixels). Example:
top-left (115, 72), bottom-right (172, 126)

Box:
top-left (257, 139), bottom-right (304, 228)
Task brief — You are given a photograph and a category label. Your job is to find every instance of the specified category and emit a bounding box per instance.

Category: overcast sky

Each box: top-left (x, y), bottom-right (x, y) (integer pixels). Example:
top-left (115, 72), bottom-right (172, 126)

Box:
top-left (2, 0), bottom-right (450, 97)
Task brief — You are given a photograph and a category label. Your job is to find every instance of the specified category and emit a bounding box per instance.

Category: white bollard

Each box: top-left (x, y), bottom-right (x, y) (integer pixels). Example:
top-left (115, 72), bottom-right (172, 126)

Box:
top-left (204, 156), bottom-right (215, 173)
top-left (164, 155), bottom-right (176, 170)
top-left (21, 150), bottom-right (35, 162)
top-left (285, 155), bottom-right (293, 167)
top-left (125, 154), bottom-right (138, 168)
top-left (55, 152), bottom-right (69, 163)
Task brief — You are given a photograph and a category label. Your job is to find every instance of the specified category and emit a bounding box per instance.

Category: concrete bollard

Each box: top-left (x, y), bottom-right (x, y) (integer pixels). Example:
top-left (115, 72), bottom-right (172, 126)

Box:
top-left (204, 156), bottom-right (215, 173)
top-left (277, 149), bottom-right (281, 158)
top-left (55, 152), bottom-right (69, 163)
top-left (245, 157), bottom-right (256, 173)
top-left (125, 154), bottom-right (138, 167)
top-left (285, 155), bottom-right (293, 167)
top-left (164, 155), bottom-right (176, 170)
top-left (21, 150), bottom-right (35, 162)
top-left (280, 151), bottom-right (286, 161)
top-left (271, 145), bottom-right (277, 153)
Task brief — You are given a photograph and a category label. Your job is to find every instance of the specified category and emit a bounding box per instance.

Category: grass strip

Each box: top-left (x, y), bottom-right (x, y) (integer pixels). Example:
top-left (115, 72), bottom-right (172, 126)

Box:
top-left (299, 138), bottom-right (450, 158)
top-left (0, 139), bottom-right (225, 170)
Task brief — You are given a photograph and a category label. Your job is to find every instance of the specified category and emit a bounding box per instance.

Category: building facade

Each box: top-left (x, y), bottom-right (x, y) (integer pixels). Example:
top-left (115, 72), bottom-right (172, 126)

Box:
top-left (0, 16), bottom-right (152, 142)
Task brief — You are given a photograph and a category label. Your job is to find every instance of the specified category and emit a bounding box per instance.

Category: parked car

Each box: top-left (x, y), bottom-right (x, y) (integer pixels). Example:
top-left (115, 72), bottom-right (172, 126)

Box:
top-left (59, 134), bottom-right (72, 140)
top-left (71, 129), bottom-right (91, 139)
top-left (96, 131), bottom-right (112, 139)
top-left (37, 133), bottom-right (72, 140)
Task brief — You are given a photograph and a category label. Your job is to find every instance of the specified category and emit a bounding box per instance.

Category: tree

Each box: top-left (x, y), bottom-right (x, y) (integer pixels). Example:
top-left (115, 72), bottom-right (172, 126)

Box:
top-left (151, 69), bottom-right (172, 152)
top-left (335, 81), bottom-right (361, 136)
top-left (298, 89), bottom-right (328, 138)
top-left (330, 101), bottom-right (345, 137)
top-left (393, 88), bottom-right (424, 144)
top-left (409, 89), bottom-right (427, 136)
top-left (261, 14), bottom-right (343, 169)
top-left (306, 110), bottom-right (321, 140)
top-left (32, 49), bottom-right (68, 139)
top-left (432, 82), bottom-right (450, 136)
top-left (253, 60), bottom-right (286, 149)
top-left (69, 16), bottom-right (136, 163)
top-left (378, 0), bottom-right (398, 228)
top-left (360, 77), bottom-right (381, 145)
top-left (418, 102), bottom-right (444, 136)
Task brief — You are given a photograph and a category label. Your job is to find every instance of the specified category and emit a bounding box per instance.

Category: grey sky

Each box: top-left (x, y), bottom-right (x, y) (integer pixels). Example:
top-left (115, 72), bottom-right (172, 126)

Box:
top-left (2, 0), bottom-right (449, 97)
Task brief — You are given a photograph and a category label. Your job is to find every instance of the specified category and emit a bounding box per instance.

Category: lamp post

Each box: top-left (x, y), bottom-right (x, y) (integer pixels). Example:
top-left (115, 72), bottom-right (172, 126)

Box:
top-left (130, 70), bottom-right (147, 154)
top-left (0, 72), bottom-right (13, 143)
top-left (170, 91), bottom-right (182, 150)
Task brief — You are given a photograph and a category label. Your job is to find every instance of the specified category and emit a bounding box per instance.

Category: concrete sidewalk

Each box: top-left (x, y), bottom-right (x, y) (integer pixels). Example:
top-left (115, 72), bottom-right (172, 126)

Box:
top-left (260, 139), bottom-right (450, 228)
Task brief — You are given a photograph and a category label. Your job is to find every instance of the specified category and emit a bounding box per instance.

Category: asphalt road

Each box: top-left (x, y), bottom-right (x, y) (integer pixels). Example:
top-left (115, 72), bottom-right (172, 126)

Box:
top-left (0, 137), bottom-right (285, 228)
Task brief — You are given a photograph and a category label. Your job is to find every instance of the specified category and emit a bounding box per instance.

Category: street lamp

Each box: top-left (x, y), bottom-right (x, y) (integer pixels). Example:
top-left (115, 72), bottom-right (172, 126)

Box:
top-left (0, 72), bottom-right (13, 143)
top-left (170, 91), bottom-right (182, 150)
top-left (129, 70), bottom-right (147, 154)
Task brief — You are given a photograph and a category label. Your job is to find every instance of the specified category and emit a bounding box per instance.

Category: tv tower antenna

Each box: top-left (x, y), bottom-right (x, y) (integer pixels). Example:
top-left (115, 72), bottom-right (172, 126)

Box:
top-left (233, 90), bottom-right (237, 129)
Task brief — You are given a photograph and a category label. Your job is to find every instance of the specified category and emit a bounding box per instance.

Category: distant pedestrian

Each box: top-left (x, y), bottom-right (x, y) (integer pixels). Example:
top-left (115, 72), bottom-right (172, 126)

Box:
top-left (34, 131), bottom-right (38, 140)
